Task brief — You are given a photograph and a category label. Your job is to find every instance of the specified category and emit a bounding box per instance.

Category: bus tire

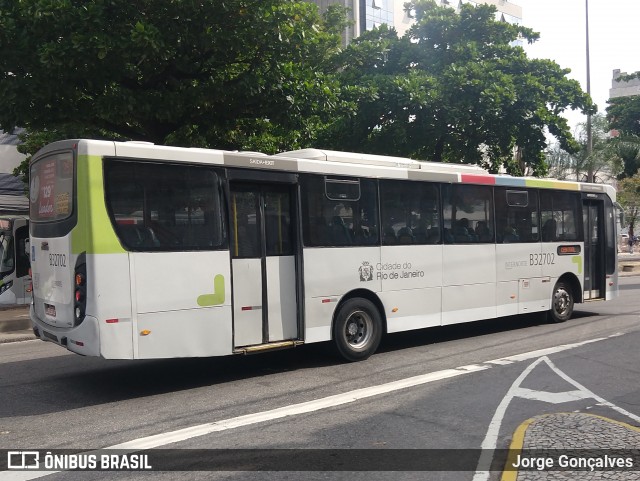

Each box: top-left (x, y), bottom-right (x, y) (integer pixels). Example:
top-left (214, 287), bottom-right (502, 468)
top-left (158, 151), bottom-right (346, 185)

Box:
top-left (549, 281), bottom-right (574, 323)
top-left (332, 298), bottom-right (382, 362)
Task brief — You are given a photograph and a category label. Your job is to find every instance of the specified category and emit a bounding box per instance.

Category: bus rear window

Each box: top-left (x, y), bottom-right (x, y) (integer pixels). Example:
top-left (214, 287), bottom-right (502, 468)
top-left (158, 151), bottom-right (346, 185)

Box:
top-left (29, 152), bottom-right (74, 222)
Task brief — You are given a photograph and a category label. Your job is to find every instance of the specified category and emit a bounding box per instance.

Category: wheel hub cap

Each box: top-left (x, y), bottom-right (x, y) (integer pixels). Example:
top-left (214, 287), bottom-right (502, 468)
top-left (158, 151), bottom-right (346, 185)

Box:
top-left (555, 289), bottom-right (570, 314)
top-left (347, 322), bottom-right (358, 337)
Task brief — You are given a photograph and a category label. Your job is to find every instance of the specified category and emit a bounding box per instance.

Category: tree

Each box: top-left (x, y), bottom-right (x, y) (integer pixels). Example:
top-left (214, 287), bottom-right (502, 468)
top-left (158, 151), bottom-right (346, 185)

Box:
top-left (607, 95), bottom-right (640, 137)
top-left (607, 70), bottom-right (640, 137)
top-left (570, 114), bottom-right (622, 183)
top-left (615, 134), bottom-right (640, 180)
top-left (319, 0), bottom-right (592, 175)
top-left (545, 143), bottom-right (575, 181)
top-left (0, 0), bottom-right (345, 161)
top-left (544, 114), bottom-right (640, 183)
top-left (618, 174), bottom-right (640, 241)
top-left (606, 92), bottom-right (640, 178)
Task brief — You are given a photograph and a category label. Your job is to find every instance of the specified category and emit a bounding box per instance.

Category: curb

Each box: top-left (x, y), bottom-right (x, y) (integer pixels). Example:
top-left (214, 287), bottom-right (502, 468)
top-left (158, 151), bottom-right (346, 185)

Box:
top-left (0, 304), bottom-right (29, 312)
top-left (501, 413), bottom-right (640, 481)
top-left (0, 317), bottom-right (31, 333)
top-left (0, 330), bottom-right (35, 344)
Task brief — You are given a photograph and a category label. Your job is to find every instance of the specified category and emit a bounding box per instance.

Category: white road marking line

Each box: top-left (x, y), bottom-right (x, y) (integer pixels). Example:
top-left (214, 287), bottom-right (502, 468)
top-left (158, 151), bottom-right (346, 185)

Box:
top-left (473, 341), bottom-right (640, 481)
top-left (472, 356), bottom-right (546, 481)
top-left (484, 336), bottom-right (608, 365)
top-left (544, 356), bottom-right (640, 425)
top-left (0, 333), bottom-right (622, 481)
top-left (512, 387), bottom-right (589, 404)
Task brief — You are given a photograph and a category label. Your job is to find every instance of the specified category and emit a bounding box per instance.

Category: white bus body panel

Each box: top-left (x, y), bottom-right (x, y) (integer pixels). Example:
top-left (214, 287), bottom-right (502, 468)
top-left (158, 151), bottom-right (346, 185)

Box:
top-left (496, 243), bottom-right (544, 316)
top-left (92, 253), bottom-right (133, 358)
top-left (31, 235), bottom-right (74, 328)
top-left (442, 244), bottom-right (497, 325)
top-left (232, 258), bottom-right (263, 346)
top-left (131, 250), bottom-right (232, 358)
top-left (380, 245), bottom-right (442, 333)
top-left (303, 247), bottom-right (381, 342)
top-left (136, 307), bottom-right (232, 359)
top-left (266, 255), bottom-right (297, 342)
top-left (540, 242), bottom-right (585, 281)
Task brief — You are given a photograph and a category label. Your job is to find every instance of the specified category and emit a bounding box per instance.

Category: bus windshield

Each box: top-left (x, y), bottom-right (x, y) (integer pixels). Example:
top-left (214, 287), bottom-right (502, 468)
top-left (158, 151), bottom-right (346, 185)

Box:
top-left (0, 233), bottom-right (14, 275)
top-left (29, 151), bottom-right (74, 222)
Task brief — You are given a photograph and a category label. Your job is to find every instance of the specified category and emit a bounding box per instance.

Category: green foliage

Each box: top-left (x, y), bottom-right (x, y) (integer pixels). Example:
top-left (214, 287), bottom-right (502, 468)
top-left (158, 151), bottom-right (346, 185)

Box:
top-left (545, 114), bottom-right (640, 183)
top-left (615, 134), bottom-right (640, 180)
top-left (0, 0), bottom-right (344, 156)
top-left (607, 94), bottom-right (640, 137)
top-left (602, 91), bottom-right (640, 179)
top-left (618, 173), bottom-right (640, 236)
top-left (2, 0), bottom-right (595, 180)
top-left (572, 114), bottom-right (622, 182)
top-left (319, 0), bottom-right (592, 175)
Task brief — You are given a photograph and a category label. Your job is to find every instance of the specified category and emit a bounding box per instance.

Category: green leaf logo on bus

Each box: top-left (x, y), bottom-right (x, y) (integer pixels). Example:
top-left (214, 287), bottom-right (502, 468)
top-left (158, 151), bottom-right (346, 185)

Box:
top-left (572, 256), bottom-right (583, 275)
top-left (197, 275), bottom-right (226, 306)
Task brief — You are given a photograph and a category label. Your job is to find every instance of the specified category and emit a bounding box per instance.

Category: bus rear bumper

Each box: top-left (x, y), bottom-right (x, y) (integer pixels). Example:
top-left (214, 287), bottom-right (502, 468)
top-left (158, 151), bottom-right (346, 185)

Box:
top-left (31, 306), bottom-right (100, 357)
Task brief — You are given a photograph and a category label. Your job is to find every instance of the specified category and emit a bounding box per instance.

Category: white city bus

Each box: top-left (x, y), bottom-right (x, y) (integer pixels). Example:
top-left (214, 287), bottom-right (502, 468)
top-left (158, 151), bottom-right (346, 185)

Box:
top-left (29, 140), bottom-right (618, 361)
top-left (0, 216), bottom-right (31, 305)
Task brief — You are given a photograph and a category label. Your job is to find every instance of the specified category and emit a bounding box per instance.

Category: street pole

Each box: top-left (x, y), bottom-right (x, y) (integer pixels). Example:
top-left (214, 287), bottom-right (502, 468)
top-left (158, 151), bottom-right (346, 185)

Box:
top-left (585, 0), bottom-right (594, 183)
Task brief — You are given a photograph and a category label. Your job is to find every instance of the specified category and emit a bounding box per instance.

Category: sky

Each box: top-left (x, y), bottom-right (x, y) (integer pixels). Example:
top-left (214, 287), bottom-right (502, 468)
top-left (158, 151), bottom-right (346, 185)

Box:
top-left (514, 0), bottom-right (640, 133)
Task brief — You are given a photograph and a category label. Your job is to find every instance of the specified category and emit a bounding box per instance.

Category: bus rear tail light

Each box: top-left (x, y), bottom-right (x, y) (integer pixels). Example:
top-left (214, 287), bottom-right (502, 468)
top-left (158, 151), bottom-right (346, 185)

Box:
top-left (74, 254), bottom-right (87, 325)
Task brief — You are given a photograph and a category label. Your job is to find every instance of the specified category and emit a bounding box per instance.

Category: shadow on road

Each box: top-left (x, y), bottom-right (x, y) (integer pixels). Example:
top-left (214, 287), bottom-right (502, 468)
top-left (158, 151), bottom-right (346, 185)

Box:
top-left (0, 310), bottom-right (602, 418)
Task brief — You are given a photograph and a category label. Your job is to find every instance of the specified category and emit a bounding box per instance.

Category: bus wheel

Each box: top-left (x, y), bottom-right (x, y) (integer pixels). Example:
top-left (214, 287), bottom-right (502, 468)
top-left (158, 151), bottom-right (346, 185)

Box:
top-left (333, 298), bottom-right (382, 362)
top-left (549, 281), bottom-right (574, 323)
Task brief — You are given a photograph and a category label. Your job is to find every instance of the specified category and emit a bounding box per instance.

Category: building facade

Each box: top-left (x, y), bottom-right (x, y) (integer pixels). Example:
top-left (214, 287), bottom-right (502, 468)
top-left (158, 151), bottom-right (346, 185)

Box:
top-left (609, 69), bottom-right (640, 100)
top-left (306, 0), bottom-right (522, 44)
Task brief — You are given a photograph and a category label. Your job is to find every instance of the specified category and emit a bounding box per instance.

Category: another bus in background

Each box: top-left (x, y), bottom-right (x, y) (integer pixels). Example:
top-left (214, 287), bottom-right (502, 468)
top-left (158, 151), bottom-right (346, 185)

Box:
top-left (0, 216), bottom-right (31, 304)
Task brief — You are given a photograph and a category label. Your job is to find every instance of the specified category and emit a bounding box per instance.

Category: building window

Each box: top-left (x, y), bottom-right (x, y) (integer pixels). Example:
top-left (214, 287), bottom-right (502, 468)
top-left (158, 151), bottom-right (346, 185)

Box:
top-left (362, 0), bottom-right (394, 32)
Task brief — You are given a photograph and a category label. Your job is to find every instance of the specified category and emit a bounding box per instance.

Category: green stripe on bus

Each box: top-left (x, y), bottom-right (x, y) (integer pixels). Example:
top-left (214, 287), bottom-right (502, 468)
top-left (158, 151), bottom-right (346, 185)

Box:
top-left (72, 155), bottom-right (125, 254)
top-left (525, 179), bottom-right (580, 190)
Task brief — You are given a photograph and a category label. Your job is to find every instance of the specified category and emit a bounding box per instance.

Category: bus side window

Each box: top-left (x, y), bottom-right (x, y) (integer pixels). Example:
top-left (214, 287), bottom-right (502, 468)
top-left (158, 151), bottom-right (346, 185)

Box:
top-left (495, 188), bottom-right (539, 244)
top-left (380, 179), bottom-right (440, 246)
top-left (442, 184), bottom-right (493, 244)
top-left (540, 191), bottom-right (580, 242)
top-left (15, 226), bottom-right (30, 278)
top-left (301, 175), bottom-right (379, 248)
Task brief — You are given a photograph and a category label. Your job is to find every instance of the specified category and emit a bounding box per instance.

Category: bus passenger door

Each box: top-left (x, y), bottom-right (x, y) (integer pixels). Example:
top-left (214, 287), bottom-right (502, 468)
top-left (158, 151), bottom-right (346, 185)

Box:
top-left (14, 225), bottom-right (32, 305)
top-left (582, 198), bottom-right (605, 300)
top-left (229, 182), bottom-right (298, 348)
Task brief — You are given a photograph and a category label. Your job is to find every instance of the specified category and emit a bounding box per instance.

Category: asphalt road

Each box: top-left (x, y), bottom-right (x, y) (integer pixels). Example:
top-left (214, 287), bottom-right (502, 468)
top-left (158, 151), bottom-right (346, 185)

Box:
top-left (1, 277), bottom-right (640, 481)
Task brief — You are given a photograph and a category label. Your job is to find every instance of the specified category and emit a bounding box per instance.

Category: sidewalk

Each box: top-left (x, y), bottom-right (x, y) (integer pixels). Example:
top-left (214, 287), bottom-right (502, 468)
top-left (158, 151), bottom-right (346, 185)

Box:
top-left (0, 304), bottom-right (34, 344)
top-left (504, 413), bottom-right (640, 480)
top-left (618, 252), bottom-right (640, 276)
